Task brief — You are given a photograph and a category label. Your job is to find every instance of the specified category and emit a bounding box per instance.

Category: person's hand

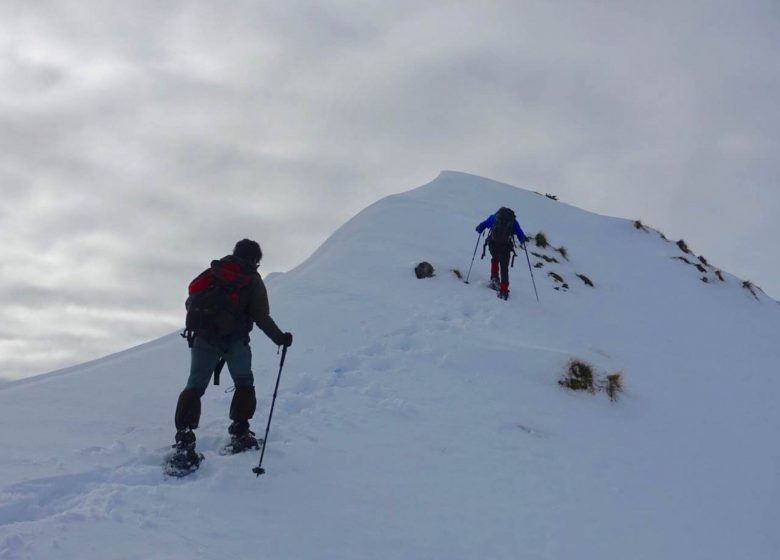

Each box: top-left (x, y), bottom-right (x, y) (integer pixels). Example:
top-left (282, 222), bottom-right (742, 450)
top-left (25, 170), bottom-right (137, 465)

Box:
top-left (281, 332), bottom-right (293, 348)
top-left (475, 226), bottom-right (483, 233)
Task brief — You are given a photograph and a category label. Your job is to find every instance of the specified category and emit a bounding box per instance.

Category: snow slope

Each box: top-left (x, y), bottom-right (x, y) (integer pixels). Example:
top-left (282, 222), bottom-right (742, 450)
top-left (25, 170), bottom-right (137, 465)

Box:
top-left (1, 171), bottom-right (778, 560)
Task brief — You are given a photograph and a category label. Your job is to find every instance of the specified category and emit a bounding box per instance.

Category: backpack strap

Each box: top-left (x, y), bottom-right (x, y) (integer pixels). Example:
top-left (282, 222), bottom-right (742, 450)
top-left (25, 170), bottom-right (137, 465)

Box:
top-left (511, 236), bottom-right (517, 256)
top-left (213, 358), bottom-right (226, 386)
top-left (180, 329), bottom-right (196, 348)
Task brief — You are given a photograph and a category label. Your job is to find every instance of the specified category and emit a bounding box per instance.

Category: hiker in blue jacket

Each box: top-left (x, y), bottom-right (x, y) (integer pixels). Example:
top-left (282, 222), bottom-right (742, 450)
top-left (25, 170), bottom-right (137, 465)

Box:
top-left (476, 207), bottom-right (526, 300)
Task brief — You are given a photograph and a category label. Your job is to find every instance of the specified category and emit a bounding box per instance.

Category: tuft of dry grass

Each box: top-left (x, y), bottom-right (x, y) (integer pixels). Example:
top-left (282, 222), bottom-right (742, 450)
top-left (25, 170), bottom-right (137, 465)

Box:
top-left (559, 362), bottom-right (627, 402)
top-left (559, 360), bottom-right (596, 393)
top-left (742, 280), bottom-right (760, 300)
top-left (556, 246), bottom-right (569, 260)
top-left (604, 373), bottom-right (623, 402)
top-left (534, 262), bottom-right (544, 269)
top-left (548, 271), bottom-right (564, 283)
top-left (545, 193), bottom-right (559, 201)
top-left (715, 270), bottom-right (725, 282)
top-left (576, 273), bottom-right (594, 287)
top-left (698, 255), bottom-right (709, 267)
top-left (451, 269), bottom-right (463, 280)
top-left (531, 251), bottom-right (560, 263)
top-left (677, 239), bottom-right (691, 254)
top-left (534, 232), bottom-right (549, 249)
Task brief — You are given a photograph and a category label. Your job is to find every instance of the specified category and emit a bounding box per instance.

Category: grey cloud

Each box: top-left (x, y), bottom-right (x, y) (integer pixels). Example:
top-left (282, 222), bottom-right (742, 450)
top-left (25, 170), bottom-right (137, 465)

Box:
top-left (0, 280), bottom-right (150, 310)
top-left (0, 52), bottom-right (66, 96)
top-left (0, 0), bottom-right (778, 380)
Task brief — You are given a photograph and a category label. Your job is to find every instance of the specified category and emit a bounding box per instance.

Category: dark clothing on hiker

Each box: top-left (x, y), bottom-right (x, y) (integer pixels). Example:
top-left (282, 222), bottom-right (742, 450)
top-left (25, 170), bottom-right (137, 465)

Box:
top-left (476, 213), bottom-right (525, 242)
top-left (174, 239), bottom-right (292, 449)
top-left (186, 336), bottom-right (254, 395)
top-left (188, 255), bottom-right (286, 347)
top-left (475, 209), bottom-right (526, 298)
top-left (487, 241), bottom-right (512, 290)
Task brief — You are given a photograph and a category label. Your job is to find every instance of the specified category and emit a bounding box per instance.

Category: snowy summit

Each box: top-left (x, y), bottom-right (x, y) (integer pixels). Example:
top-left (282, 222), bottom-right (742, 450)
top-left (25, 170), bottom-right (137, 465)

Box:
top-left (1, 171), bottom-right (778, 559)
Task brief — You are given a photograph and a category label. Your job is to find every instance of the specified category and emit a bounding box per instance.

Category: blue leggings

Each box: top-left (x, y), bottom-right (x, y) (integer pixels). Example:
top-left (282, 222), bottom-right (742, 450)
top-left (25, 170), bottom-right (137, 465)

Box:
top-left (186, 336), bottom-right (254, 396)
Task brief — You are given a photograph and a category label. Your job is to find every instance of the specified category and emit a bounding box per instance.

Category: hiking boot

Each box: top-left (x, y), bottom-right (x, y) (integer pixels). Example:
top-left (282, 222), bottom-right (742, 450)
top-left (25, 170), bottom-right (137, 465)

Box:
top-left (166, 429), bottom-right (202, 476)
top-left (222, 422), bottom-right (261, 455)
top-left (229, 420), bottom-right (260, 449)
top-left (228, 420), bottom-right (250, 436)
top-left (488, 277), bottom-right (500, 291)
top-left (497, 282), bottom-right (510, 300)
top-left (230, 430), bottom-right (260, 453)
top-left (174, 428), bottom-right (197, 451)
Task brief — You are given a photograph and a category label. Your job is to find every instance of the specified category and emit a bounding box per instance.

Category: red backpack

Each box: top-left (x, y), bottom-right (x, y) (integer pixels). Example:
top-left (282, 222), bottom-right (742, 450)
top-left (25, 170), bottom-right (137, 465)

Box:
top-left (184, 260), bottom-right (253, 341)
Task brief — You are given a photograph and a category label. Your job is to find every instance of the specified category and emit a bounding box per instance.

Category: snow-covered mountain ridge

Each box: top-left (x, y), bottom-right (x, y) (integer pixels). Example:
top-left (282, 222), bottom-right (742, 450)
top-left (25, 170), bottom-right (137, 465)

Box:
top-left (1, 171), bottom-right (778, 560)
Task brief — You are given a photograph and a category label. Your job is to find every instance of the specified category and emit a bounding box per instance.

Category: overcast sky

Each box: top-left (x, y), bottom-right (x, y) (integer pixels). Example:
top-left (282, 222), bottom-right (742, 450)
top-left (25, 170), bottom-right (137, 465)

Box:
top-left (1, 1), bottom-right (778, 381)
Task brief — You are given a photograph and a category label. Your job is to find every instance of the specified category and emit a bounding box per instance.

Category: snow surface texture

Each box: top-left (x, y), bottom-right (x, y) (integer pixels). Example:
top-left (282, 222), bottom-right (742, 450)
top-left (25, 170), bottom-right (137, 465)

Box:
top-left (1, 171), bottom-right (778, 560)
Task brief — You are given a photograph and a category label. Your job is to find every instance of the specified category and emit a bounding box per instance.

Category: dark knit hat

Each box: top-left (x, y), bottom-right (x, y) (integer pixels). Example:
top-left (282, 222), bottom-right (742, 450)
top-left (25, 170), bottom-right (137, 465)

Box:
top-left (233, 239), bottom-right (262, 263)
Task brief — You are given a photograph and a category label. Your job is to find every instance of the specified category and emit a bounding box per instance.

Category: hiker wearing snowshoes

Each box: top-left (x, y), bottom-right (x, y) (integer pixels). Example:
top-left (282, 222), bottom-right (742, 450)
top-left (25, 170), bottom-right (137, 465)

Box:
top-left (170, 239), bottom-right (293, 474)
top-left (476, 207), bottom-right (527, 300)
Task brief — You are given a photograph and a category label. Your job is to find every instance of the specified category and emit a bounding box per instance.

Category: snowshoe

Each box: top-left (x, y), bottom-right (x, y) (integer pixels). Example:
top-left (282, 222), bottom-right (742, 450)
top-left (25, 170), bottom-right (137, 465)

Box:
top-left (497, 290), bottom-right (510, 301)
top-left (219, 431), bottom-right (263, 456)
top-left (164, 429), bottom-right (204, 477)
top-left (488, 278), bottom-right (500, 291)
top-left (164, 445), bottom-right (204, 477)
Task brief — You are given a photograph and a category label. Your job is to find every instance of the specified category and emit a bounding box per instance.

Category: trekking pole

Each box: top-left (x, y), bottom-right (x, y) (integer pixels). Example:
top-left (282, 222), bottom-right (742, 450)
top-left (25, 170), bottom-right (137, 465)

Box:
top-left (253, 345), bottom-right (288, 477)
top-left (522, 243), bottom-right (540, 302)
top-left (464, 231), bottom-right (484, 284)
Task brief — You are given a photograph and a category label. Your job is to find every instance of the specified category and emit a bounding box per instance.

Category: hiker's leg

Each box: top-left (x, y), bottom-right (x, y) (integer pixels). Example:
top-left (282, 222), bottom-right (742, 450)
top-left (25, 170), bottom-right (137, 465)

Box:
top-left (229, 385), bottom-right (257, 433)
top-left (185, 336), bottom-right (221, 396)
top-left (224, 338), bottom-right (254, 388)
top-left (499, 249), bottom-right (511, 287)
top-left (224, 339), bottom-right (256, 433)
top-left (175, 388), bottom-right (201, 430)
top-left (488, 242), bottom-right (500, 281)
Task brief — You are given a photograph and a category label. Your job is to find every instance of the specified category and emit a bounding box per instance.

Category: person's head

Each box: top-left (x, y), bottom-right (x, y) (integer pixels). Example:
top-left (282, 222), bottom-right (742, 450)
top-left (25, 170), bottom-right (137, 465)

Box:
top-left (233, 239), bottom-right (263, 267)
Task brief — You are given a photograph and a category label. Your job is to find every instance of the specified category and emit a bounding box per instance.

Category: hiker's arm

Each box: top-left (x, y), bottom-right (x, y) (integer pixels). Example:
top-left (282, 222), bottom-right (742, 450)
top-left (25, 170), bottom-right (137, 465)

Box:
top-left (514, 221), bottom-right (526, 243)
top-left (257, 315), bottom-right (286, 346)
top-left (250, 278), bottom-right (287, 345)
top-left (476, 215), bottom-right (495, 233)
